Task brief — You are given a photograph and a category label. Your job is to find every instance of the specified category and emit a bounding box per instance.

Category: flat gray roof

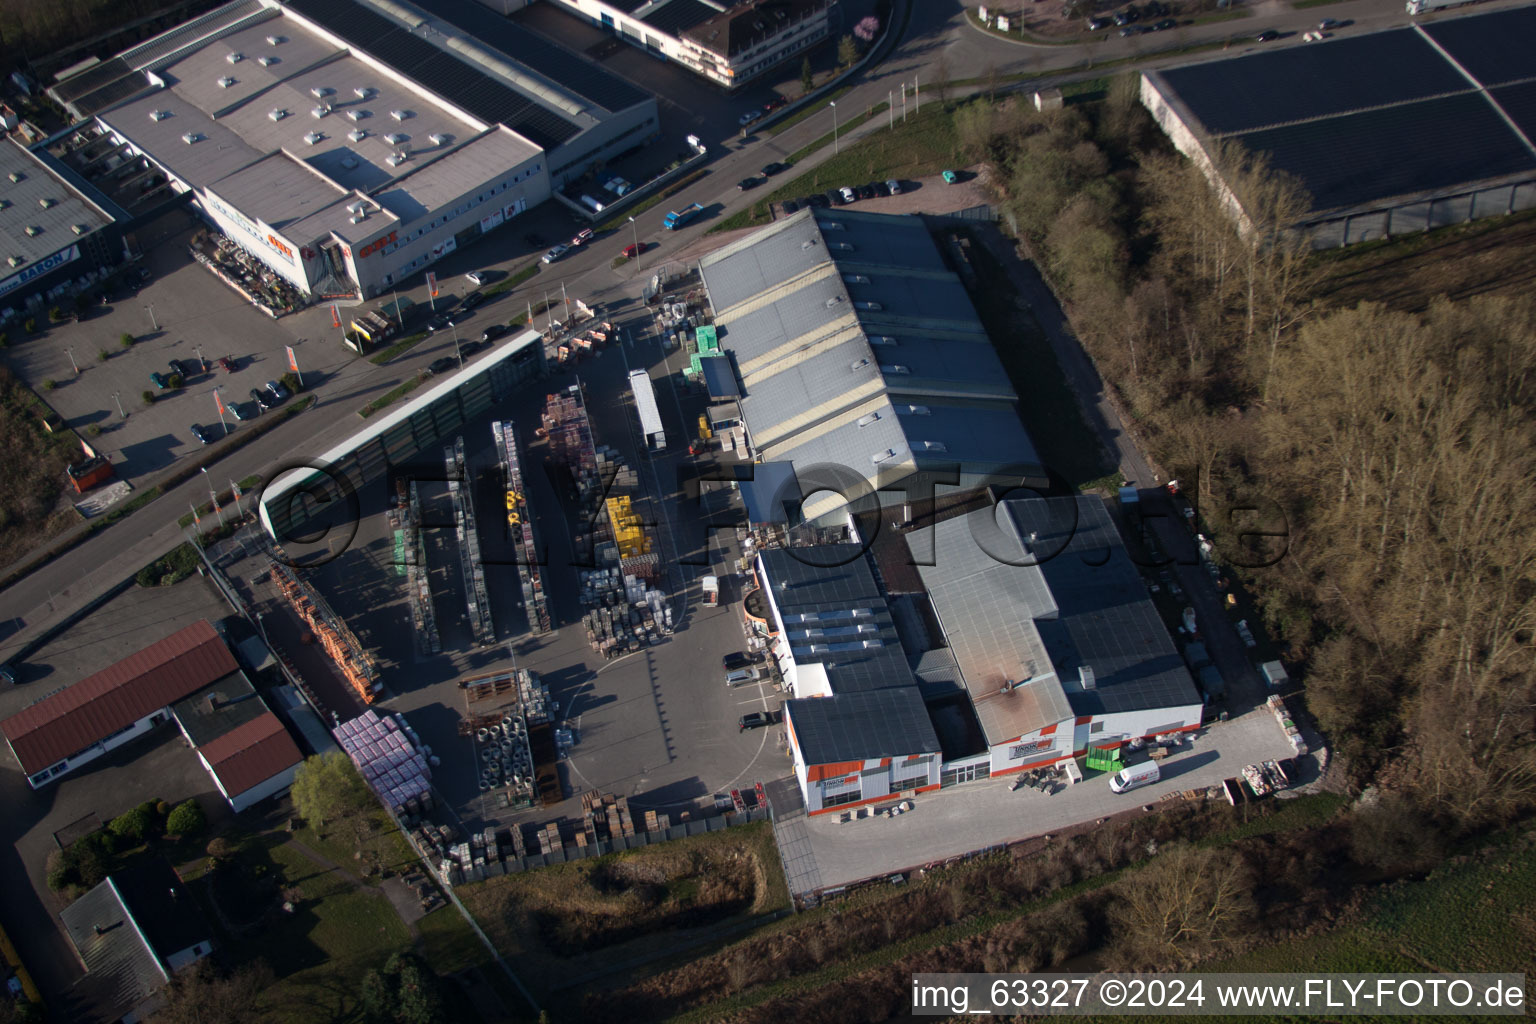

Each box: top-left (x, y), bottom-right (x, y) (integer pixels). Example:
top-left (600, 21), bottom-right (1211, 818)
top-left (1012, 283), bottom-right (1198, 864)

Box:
top-left (1, 138), bottom-right (117, 269)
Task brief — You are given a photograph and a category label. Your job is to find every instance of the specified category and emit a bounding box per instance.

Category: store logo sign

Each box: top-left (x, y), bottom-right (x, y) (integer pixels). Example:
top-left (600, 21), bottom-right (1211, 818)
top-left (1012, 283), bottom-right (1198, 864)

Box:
top-left (357, 231), bottom-right (397, 259)
top-left (0, 244), bottom-right (79, 297)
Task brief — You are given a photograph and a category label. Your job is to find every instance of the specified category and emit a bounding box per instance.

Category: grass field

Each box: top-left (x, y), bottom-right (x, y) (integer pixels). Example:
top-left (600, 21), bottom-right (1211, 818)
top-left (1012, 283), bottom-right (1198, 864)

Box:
top-left (0, 369), bottom-right (87, 566)
top-left (459, 822), bottom-right (788, 1004)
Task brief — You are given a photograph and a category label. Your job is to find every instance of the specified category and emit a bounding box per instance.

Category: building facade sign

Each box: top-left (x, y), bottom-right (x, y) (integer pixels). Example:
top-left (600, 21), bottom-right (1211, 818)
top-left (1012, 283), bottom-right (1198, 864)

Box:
top-left (357, 231), bottom-right (397, 259)
top-left (0, 243), bottom-right (79, 297)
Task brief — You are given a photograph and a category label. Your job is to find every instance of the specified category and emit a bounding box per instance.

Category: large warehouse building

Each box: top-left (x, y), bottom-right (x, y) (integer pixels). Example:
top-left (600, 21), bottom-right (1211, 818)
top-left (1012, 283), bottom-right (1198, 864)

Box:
top-left (1141, 6), bottom-right (1536, 247)
top-left (49, 0), bottom-right (657, 300)
top-left (697, 208), bottom-right (1043, 528)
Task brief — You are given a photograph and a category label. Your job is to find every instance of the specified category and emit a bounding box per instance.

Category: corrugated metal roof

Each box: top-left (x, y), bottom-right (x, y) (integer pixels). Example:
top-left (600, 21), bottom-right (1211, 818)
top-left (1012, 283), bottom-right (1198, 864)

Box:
top-left (60, 878), bottom-right (166, 1016)
top-left (1, 620), bottom-right (237, 775)
top-left (199, 711), bottom-right (302, 797)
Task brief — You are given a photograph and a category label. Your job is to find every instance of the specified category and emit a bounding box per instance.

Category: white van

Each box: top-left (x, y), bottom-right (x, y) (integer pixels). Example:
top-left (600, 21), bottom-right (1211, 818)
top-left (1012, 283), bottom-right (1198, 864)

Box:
top-left (1108, 761), bottom-right (1160, 793)
top-left (579, 194), bottom-right (605, 214)
top-left (724, 667), bottom-right (763, 687)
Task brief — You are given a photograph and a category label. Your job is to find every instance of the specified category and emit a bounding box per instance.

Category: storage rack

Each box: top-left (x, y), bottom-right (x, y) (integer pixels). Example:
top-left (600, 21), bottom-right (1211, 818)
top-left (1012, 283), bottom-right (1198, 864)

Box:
top-left (491, 420), bottom-right (551, 635)
top-left (269, 559), bottom-right (381, 703)
top-left (445, 437), bottom-right (495, 646)
top-left (389, 479), bottom-right (440, 656)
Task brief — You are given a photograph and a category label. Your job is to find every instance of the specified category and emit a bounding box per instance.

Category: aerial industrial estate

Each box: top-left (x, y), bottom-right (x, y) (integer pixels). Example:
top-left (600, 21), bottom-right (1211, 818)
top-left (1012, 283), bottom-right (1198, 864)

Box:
top-left (1, 0), bottom-right (1533, 1020)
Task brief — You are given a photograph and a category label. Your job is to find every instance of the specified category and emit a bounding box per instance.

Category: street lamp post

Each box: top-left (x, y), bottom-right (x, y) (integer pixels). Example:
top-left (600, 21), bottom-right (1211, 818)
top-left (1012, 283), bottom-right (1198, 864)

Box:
top-left (144, 303), bottom-right (158, 331)
top-left (830, 100), bottom-right (839, 155)
top-left (194, 343), bottom-right (204, 372)
top-left (112, 391), bottom-right (126, 419)
top-left (629, 216), bottom-right (640, 271)
top-left (450, 319), bottom-right (463, 368)
top-left (66, 346), bottom-right (79, 375)
top-left (201, 466), bottom-right (225, 528)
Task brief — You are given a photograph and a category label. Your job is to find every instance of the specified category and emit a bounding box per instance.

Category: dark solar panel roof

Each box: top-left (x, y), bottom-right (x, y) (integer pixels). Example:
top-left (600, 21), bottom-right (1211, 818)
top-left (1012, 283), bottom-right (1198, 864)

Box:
top-left (1236, 91), bottom-right (1536, 211)
top-left (786, 686), bottom-right (941, 765)
top-left (51, 57), bottom-right (133, 105)
top-left (641, 0), bottom-right (717, 36)
top-left (604, 0), bottom-right (652, 12)
top-left (1419, 5), bottom-right (1536, 88)
top-left (74, 74), bottom-right (156, 117)
top-left (761, 545), bottom-right (884, 611)
top-left (700, 354), bottom-right (741, 398)
top-left (1491, 81), bottom-right (1536, 146)
top-left (1159, 30), bottom-right (1466, 134)
top-left (422, 0), bottom-right (650, 113)
top-left (283, 0), bottom-right (583, 147)
top-left (1006, 498), bottom-right (1201, 717)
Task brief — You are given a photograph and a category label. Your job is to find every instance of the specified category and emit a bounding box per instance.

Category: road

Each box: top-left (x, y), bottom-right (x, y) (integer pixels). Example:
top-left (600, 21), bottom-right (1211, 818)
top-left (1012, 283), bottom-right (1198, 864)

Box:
top-left (1, 0), bottom-right (1524, 662)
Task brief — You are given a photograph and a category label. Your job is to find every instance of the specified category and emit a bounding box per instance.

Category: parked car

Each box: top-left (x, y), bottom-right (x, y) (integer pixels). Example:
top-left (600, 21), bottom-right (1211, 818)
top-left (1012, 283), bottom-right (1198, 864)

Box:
top-left (446, 307), bottom-right (472, 326)
top-left (1120, 24), bottom-right (1144, 35)
top-left (1256, 29), bottom-right (1279, 40)
top-left (1151, 18), bottom-right (1177, 29)
top-left (781, 198), bottom-right (800, 214)
top-left (570, 228), bottom-right (594, 247)
top-left (839, 185), bottom-right (857, 204)
top-left (461, 291), bottom-right (486, 310)
top-left (458, 339), bottom-right (488, 358)
top-left (941, 170), bottom-right (958, 184)
top-left (230, 401), bottom-right (257, 421)
top-left (725, 667), bottom-right (764, 687)
top-left (190, 423), bottom-right (213, 445)
top-left (722, 651), bottom-right (761, 671)
top-left (265, 379), bottom-right (290, 401)
top-left (542, 243), bottom-right (570, 264)
top-left (805, 193), bottom-right (829, 208)
top-left (886, 179), bottom-right (903, 195)
top-left (621, 242), bottom-right (643, 259)
top-left (1088, 15), bottom-right (1112, 29)
top-left (739, 712), bottom-right (771, 732)
top-left (481, 323), bottom-right (510, 343)
top-left (427, 357), bottom-right (457, 375)
top-left (737, 109), bottom-right (763, 127)
top-left (873, 180), bottom-right (891, 197)
top-left (760, 161), bottom-right (788, 177)
top-left (465, 270), bottom-right (486, 285)
top-left (1318, 17), bottom-right (1340, 29)
top-left (249, 387), bottom-right (272, 411)
top-left (168, 358), bottom-right (197, 378)
top-left (427, 313), bottom-right (452, 332)
top-left (856, 183), bottom-right (877, 200)
top-left (218, 355), bottom-right (237, 373)
top-left (149, 371), bottom-right (171, 390)
top-left (762, 97), bottom-right (787, 112)
top-left (737, 176), bottom-right (760, 190)
top-left (826, 189), bottom-right (846, 206)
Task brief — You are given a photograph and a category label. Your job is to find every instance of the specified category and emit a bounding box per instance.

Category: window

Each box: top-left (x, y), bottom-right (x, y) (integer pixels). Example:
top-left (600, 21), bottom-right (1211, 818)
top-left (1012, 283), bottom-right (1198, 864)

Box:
top-left (890, 771), bottom-right (928, 791)
top-left (822, 789), bottom-right (862, 808)
top-left (1090, 722), bottom-right (1104, 733)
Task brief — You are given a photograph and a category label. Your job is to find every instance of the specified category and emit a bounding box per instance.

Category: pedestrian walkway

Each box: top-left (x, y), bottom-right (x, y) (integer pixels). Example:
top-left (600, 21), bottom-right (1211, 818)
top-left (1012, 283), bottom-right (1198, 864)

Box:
top-left (765, 777), bottom-right (824, 897)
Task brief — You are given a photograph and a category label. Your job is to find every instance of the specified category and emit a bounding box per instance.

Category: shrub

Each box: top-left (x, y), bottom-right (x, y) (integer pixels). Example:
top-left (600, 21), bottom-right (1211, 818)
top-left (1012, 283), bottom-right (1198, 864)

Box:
top-left (98, 349), bottom-right (109, 362)
top-left (168, 372), bottom-right (183, 389)
top-left (110, 806), bottom-right (156, 843)
top-left (206, 836), bottom-right (238, 860)
top-left (86, 424), bottom-right (102, 437)
top-left (0, 332), bottom-right (8, 348)
top-left (45, 849), bottom-right (71, 891)
top-left (120, 333), bottom-right (135, 349)
top-left (42, 378), bottom-right (55, 390)
top-left (142, 390), bottom-right (155, 406)
top-left (24, 318), bottom-right (36, 333)
top-left (156, 800), bottom-right (170, 817)
top-left (49, 306), bottom-right (66, 322)
top-left (281, 371), bottom-right (302, 394)
top-left (167, 799), bottom-right (206, 837)
top-left (1348, 792), bottom-right (1445, 876)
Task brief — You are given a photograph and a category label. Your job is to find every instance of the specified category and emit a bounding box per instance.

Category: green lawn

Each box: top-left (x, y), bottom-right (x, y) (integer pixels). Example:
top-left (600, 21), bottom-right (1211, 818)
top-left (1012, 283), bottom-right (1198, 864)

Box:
top-left (418, 906), bottom-right (491, 975)
top-left (293, 813), bottom-right (421, 878)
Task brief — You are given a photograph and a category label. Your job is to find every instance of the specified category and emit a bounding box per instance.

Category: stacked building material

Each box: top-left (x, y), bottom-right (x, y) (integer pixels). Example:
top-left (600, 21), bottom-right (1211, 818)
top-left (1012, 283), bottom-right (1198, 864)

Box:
top-left (492, 420), bottom-right (551, 634)
top-left (581, 791), bottom-right (636, 844)
top-left (1266, 694), bottom-right (1308, 755)
top-left (446, 437), bottom-right (496, 646)
top-left (269, 560), bottom-right (381, 703)
top-left (390, 480), bottom-right (440, 656)
top-left (334, 710), bottom-right (430, 814)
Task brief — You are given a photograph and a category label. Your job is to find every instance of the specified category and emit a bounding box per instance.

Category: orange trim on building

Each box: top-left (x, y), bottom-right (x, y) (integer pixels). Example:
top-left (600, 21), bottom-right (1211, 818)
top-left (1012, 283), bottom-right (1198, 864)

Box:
top-left (806, 760), bottom-right (865, 783)
top-left (1041, 723), bottom-right (1057, 736)
top-left (808, 790), bottom-right (901, 816)
top-left (915, 783), bottom-right (940, 794)
top-left (991, 751), bottom-right (1073, 776)
top-left (879, 757), bottom-right (891, 768)
top-left (1075, 716), bottom-right (1093, 725)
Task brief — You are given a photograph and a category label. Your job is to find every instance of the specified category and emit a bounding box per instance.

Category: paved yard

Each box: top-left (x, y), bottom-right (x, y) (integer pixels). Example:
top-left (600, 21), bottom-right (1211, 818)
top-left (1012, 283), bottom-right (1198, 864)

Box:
top-left (784, 706), bottom-right (1314, 896)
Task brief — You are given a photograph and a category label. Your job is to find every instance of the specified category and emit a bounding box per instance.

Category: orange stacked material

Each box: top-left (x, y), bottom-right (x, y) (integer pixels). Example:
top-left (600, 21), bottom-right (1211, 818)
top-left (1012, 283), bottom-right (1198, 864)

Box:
top-left (269, 560), bottom-right (381, 704)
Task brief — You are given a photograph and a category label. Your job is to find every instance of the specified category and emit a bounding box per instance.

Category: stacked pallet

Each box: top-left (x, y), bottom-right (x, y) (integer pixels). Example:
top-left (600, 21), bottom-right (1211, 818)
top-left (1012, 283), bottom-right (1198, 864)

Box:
top-left (492, 420), bottom-right (551, 634)
top-left (581, 792), bottom-right (636, 844)
top-left (538, 822), bottom-right (563, 855)
top-left (1266, 694), bottom-right (1308, 755)
top-left (270, 560), bottom-right (381, 702)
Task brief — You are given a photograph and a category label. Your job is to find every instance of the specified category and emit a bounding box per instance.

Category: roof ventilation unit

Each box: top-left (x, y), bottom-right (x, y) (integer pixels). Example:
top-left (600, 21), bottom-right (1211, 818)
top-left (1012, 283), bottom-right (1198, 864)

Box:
top-left (149, 109), bottom-right (170, 121)
top-left (830, 241), bottom-right (854, 251)
top-left (800, 238), bottom-right (818, 250)
top-left (872, 447), bottom-right (898, 464)
top-left (303, 132), bottom-right (323, 145)
top-left (258, 56), bottom-right (278, 66)
top-left (854, 300), bottom-right (882, 310)
top-left (346, 109), bottom-right (368, 122)
top-left (884, 363), bottom-right (910, 374)
top-left (897, 404), bottom-right (930, 415)
top-left (7, 256), bottom-right (23, 267)
top-left (868, 335), bottom-right (897, 345)
top-left (218, 76), bottom-right (235, 88)
top-left (1079, 666), bottom-right (1096, 691)
top-left (390, 109), bottom-right (411, 121)
top-left (349, 214), bottom-right (364, 224)
top-left (182, 132), bottom-right (203, 144)
top-left (7, 172), bottom-right (23, 183)
top-left (384, 132), bottom-right (406, 145)
top-left (269, 108), bottom-right (288, 121)
top-left (856, 412), bottom-right (880, 427)
top-left (24, 226), bottom-right (40, 237)
top-left (822, 221), bottom-right (844, 230)
top-left (265, 34), bottom-right (285, 45)
top-left (386, 153), bottom-right (405, 167)
top-left (353, 86), bottom-right (371, 99)
top-left (310, 86), bottom-right (333, 99)
top-left (72, 223), bottom-right (87, 234)
top-left (824, 296), bottom-right (842, 308)
top-left (347, 128), bottom-right (368, 142)
top-left (0, 199), bottom-right (8, 209)
top-left (915, 440), bottom-right (946, 451)
top-left (226, 52), bottom-right (244, 63)
top-left (38, 197), bottom-right (55, 209)
top-left (849, 357), bottom-right (869, 371)
top-left (339, 157), bottom-right (359, 170)
top-left (428, 133), bottom-right (446, 145)
top-left (311, 105), bottom-right (330, 118)
top-left (843, 274), bottom-right (870, 284)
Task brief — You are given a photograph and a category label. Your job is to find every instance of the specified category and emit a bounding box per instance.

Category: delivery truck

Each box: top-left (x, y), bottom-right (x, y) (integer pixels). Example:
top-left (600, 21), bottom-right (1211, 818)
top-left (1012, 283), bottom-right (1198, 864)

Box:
top-left (663, 203), bottom-right (705, 230)
top-left (1108, 761), bottom-right (1161, 793)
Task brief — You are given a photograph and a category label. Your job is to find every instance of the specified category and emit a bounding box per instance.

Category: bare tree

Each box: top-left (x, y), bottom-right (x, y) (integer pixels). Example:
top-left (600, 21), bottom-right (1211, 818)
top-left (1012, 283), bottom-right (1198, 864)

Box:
top-left (1108, 844), bottom-right (1254, 969)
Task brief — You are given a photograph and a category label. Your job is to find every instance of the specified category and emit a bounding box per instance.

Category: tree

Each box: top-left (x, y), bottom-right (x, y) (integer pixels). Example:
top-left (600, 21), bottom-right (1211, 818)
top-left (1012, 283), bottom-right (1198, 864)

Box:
top-left (800, 57), bottom-right (814, 95)
top-left (151, 960), bottom-right (274, 1024)
top-left (837, 34), bottom-right (858, 68)
top-left (109, 806), bottom-right (156, 843)
top-left (291, 752), bottom-right (374, 829)
top-left (142, 390), bottom-right (156, 406)
top-left (1108, 844), bottom-right (1254, 969)
top-left (23, 319), bottom-right (36, 334)
top-left (48, 306), bottom-right (66, 322)
top-left (121, 333), bottom-right (135, 349)
top-left (359, 953), bottom-right (448, 1024)
top-left (166, 799), bottom-right (206, 837)
top-left (206, 836), bottom-right (238, 861)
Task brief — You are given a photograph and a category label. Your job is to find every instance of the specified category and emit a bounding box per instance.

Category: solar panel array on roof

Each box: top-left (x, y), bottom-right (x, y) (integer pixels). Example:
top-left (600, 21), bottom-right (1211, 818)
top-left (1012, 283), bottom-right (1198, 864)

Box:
top-left (1158, 31), bottom-right (1466, 135)
top-left (785, 687), bottom-right (940, 766)
top-left (1418, 5), bottom-right (1536, 88)
top-left (283, 0), bottom-right (584, 147)
top-left (1240, 91), bottom-right (1536, 212)
top-left (1492, 81), bottom-right (1536, 145)
top-left (423, 0), bottom-right (650, 113)
top-left (50, 57), bottom-right (133, 106)
top-left (602, 0), bottom-right (652, 12)
top-left (641, 0), bottom-right (717, 36)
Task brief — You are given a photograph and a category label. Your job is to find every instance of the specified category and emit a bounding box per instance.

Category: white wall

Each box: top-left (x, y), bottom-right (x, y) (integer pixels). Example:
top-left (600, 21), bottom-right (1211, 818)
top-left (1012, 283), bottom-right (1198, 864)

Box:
top-left (162, 941), bottom-right (213, 974)
top-left (1072, 703), bottom-right (1203, 754)
top-left (24, 709), bottom-right (168, 789)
